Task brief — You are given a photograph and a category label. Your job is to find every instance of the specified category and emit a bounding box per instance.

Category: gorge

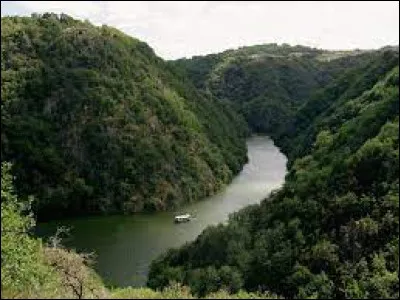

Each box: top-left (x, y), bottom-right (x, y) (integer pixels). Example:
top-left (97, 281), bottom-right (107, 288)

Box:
top-left (1, 13), bottom-right (399, 299)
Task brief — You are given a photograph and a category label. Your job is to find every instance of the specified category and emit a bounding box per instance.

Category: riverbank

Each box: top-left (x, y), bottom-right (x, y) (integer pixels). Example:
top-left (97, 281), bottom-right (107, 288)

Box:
top-left (36, 136), bottom-right (287, 287)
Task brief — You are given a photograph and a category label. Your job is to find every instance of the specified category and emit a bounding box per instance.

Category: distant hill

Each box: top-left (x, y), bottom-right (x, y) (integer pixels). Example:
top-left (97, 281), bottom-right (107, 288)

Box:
top-left (171, 43), bottom-right (396, 135)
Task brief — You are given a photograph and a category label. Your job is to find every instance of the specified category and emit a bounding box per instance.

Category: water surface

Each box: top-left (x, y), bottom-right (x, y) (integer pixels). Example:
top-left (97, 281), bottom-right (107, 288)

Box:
top-left (37, 136), bottom-right (287, 287)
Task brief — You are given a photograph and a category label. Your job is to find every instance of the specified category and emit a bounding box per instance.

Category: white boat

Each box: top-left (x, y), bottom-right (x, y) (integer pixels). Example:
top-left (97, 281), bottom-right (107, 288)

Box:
top-left (174, 214), bottom-right (191, 223)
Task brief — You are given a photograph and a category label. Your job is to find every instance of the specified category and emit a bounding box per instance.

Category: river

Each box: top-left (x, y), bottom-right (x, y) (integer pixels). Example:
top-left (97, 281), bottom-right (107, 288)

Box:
top-left (36, 136), bottom-right (287, 287)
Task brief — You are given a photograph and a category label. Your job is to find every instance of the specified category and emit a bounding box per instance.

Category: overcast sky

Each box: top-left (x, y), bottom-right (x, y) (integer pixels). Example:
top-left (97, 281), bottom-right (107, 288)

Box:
top-left (1, 1), bottom-right (399, 59)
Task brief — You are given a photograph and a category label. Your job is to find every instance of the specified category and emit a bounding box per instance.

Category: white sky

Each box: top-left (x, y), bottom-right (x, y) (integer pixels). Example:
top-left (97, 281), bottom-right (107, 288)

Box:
top-left (1, 1), bottom-right (399, 59)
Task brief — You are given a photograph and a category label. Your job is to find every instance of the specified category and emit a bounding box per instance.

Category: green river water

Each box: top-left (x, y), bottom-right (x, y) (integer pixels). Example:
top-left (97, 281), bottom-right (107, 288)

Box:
top-left (36, 136), bottom-right (287, 287)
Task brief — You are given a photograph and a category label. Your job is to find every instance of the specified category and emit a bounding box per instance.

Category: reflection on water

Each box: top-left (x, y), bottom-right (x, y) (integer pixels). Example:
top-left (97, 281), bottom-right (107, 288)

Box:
top-left (36, 136), bottom-right (287, 287)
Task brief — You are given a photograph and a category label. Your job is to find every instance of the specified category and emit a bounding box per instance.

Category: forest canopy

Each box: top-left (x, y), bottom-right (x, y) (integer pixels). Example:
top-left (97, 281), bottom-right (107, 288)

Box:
top-left (1, 13), bottom-right (248, 220)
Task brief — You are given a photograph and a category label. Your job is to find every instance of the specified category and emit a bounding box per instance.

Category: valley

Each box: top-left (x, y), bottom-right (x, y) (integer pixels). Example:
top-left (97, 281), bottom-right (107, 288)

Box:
top-left (1, 11), bottom-right (398, 299)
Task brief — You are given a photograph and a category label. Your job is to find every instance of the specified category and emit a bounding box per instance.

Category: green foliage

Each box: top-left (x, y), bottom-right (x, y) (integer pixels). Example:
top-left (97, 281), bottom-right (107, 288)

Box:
top-left (111, 282), bottom-right (279, 299)
top-left (2, 12), bottom-right (399, 300)
top-left (1, 161), bottom-right (109, 298)
top-left (278, 50), bottom-right (399, 165)
top-left (2, 161), bottom-right (271, 299)
top-left (1, 162), bottom-right (57, 298)
top-left (171, 43), bottom-right (386, 136)
top-left (1, 14), bottom-right (248, 220)
top-left (148, 60), bottom-right (399, 298)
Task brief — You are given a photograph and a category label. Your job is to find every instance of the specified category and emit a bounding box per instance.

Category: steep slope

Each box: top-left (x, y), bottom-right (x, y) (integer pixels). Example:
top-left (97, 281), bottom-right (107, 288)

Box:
top-left (1, 13), bottom-right (248, 221)
top-left (148, 61), bottom-right (399, 298)
top-left (171, 43), bottom-right (389, 135)
top-left (276, 48), bottom-right (399, 164)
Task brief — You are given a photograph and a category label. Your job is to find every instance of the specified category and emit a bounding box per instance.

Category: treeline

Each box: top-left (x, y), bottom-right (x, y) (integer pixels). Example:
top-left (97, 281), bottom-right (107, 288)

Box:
top-left (172, 43), bottom-right (396, 137)
top-left (1, 13), bottom-right (248, 221)
top-left (148, 51), bottom-right (399, 298)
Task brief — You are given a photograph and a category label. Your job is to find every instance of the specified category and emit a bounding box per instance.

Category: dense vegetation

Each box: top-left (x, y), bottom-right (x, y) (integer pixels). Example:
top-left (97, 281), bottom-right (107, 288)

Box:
top-left (1, 14), bottom-right (248, 221)
top-left (1, 162), bottom-right (108, 298)
top-left (1, 161), bottom-right (280, 299)
top-left (148, 53), bottom-right (399, 298)
top-left (277, 48), bottom-right (400, 165)
top-left (2, 12), bottom-right (399, 300)
top-left (172, 43), bottom-right (392, 136)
